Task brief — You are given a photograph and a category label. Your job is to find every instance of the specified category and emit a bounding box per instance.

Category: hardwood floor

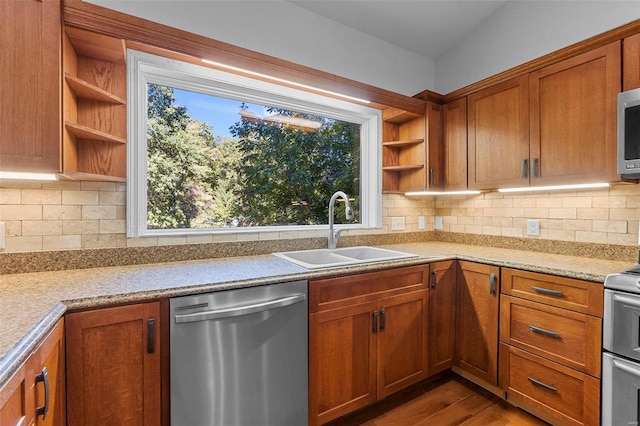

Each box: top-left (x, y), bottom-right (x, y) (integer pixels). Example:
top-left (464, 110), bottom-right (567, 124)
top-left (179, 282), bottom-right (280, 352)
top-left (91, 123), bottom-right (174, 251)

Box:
top-left (324, 373), bottom-right (549, 426)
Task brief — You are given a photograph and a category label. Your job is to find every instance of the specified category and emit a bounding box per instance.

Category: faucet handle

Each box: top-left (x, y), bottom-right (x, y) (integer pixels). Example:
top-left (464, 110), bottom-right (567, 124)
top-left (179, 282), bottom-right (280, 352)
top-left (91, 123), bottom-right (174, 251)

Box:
top-left (345, 206), bottom-right (354, 220)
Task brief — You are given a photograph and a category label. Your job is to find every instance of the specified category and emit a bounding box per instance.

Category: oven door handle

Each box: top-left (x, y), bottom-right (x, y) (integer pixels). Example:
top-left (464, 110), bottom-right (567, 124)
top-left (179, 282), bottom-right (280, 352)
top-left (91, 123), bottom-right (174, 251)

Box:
top-left (614, 292), bottom-right (640, 310)
top-left (612, 356), bottom-right (640, 378)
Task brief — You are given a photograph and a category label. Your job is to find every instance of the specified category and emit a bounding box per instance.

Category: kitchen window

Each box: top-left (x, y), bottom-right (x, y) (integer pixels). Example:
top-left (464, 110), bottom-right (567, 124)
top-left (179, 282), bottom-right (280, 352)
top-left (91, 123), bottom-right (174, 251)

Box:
top-left (127, 50), bottom-right (382, 237)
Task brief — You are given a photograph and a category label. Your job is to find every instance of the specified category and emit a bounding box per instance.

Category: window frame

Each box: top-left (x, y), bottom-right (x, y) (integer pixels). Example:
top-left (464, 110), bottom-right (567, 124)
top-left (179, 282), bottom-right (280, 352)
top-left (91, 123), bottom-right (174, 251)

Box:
top-left (126, 49), bottom-right (382, 237)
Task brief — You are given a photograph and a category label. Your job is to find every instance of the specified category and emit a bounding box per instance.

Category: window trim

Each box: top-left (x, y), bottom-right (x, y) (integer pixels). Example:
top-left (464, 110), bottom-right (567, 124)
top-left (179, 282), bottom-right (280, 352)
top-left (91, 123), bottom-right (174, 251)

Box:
top-left (126, 49), bottom-right (382, 237)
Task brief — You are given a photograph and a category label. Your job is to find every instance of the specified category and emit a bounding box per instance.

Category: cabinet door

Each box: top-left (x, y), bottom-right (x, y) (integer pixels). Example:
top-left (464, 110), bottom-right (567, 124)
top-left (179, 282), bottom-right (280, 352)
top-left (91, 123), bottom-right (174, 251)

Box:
top-left (625, 33), bottom-right (640, 91)
top-left (468, 76), bottom-right (529, 190)
top-left (0, 363), bottom-right (32, 426)
top-left (66, 302), bottom-right (161, 426)
top-left (443, 97), bottom-right (468, 190)
top-left (0, 0), bottom-right (61, 172)
top-left (309, 301), bottom-right (377, 426)
top-left (530, 41), bottom-right (620, 185)
top-left (33, 319), bottom-right (65, 426)
top-left (377, 290), bottom-right (428, 398)
top-left (427, 101), bottom-right (444, 190)
top-left (428, 260), bottom-right (457, 376)
top-left (455, 261), bottom-right (500, 386)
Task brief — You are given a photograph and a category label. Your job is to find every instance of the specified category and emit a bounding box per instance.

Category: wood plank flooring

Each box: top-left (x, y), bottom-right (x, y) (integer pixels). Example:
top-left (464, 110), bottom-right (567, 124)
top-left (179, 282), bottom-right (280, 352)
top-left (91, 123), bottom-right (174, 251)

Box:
top-left (324, 373), bottom-right (549, 426)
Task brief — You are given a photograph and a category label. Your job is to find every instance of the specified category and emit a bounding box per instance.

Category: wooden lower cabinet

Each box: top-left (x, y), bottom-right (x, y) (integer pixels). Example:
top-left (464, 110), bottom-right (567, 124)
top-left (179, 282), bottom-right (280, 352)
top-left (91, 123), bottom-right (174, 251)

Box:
top-left (0, 319), bottom-right (65, 426)
top-left (309, 266), bottom-right (429, 426)
top-left (499, 344), bottom-right (600, 426)
top-left (499, 268), bottom-right (603, 426)
top-left (454, 261), bottom-right (500, 386)
top-left (66, 302), bottom-right (161, 426)
top-left (428, 260), bottom-right (457, 375)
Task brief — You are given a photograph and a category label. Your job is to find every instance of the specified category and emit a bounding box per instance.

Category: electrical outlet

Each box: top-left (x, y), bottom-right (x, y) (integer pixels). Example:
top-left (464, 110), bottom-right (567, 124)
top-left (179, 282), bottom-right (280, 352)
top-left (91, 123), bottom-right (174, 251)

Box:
top-left (390, 217), bottom-right (405, 231)
top-left (0, 222), bottom-right (5, 250)
top-left (418, 216), bottom-right (425, 230)
top-left (526, 219), bottom-right (540, 236)
top-left (434, 216), bottom-right (443, 230)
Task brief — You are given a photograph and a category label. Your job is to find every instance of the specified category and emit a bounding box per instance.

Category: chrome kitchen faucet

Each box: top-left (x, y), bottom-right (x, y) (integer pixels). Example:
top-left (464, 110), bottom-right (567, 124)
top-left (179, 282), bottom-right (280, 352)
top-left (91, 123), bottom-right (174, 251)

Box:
top-left (328, 191), bottom-right (353, 249)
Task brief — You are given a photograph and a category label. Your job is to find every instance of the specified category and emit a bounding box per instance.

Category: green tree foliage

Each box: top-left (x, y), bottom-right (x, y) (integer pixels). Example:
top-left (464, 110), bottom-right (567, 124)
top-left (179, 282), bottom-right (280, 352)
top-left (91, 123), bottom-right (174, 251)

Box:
top-left (230, 106), bottom-right (360, 226)
top-left (146, 85), bottom-right (360, 229)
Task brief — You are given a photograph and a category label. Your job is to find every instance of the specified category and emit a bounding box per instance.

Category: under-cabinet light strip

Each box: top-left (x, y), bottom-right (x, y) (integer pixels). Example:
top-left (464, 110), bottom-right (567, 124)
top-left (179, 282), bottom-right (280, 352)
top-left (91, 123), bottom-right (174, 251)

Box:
top-left (0, 171), bottom-right (58, 181)
top-left (201, 59), bottom-right (371, 104)
top-left (405, 190), bottom-right (482, 196)
top-left (497, 182), bottom-right (610, 193)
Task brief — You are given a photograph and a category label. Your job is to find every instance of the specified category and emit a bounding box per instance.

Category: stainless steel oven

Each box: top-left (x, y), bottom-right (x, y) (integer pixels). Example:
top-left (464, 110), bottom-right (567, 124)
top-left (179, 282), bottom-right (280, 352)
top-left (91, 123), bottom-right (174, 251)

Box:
top-left (603, 267), bottom-right (640, 426)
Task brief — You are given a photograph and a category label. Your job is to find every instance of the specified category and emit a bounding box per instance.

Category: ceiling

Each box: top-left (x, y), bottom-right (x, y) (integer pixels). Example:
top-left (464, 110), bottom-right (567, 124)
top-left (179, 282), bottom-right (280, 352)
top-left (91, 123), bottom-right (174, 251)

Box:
top-left (289, 1), bottom-right (507, 60)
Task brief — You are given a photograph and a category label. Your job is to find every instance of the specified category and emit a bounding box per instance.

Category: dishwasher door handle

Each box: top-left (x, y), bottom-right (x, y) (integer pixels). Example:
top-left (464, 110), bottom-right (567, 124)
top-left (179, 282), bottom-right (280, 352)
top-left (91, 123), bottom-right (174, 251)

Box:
top-left (174, 293), bottom-right (306, 323)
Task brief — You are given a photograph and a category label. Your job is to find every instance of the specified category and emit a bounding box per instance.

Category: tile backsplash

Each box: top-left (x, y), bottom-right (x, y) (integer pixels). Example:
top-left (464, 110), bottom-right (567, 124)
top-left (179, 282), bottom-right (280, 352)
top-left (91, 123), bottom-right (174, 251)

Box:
top-left (1, 180), bottom-right (639, 254)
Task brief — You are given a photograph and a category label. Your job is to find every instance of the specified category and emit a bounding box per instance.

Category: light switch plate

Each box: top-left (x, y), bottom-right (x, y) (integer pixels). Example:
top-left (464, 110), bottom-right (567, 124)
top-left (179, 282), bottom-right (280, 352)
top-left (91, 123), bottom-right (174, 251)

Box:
top-left (526, 219), bottom-right (540, 236)
top-left (418, 216), bottom-right (425, 230)
top-left (434, 216), bottom-right (443, 230)
top-left (0, 222), bottom-right (5, 250)
top-left (391, 217), bottom-right (405, 231)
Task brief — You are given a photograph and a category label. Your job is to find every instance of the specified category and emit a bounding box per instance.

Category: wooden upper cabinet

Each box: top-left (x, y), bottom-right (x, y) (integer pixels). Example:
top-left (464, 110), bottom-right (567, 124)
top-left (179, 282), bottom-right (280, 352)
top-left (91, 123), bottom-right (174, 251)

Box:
top-left (0, 0), bottom-right (62, 172)
top-left (530, 41), bottom-right (621, 185)
top-left (443, 98), bottom-right (468, 190)
top-left (624, 32), bottom-right (640, 90)
top-left (468, 75), bottom-right (529, 190)
top-left (66, 302), bottom-right (161, 426)
top-left (426, 101), bottom-right (444, 190)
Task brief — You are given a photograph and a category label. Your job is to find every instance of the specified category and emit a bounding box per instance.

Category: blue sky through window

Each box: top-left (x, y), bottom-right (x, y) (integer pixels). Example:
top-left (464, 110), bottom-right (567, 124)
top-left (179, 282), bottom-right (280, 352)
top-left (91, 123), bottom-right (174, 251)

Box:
top-left (173, 88), bottom-right (265, 138)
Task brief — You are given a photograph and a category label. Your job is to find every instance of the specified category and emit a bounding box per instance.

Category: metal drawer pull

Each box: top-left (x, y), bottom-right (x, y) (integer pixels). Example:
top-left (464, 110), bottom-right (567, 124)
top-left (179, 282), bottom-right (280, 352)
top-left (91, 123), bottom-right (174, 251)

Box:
top-left (431, 270), bottom-right (437, 289)
top-left (380, 308), bottom-right (386, 332)
top-left (35, 367), bottom-right (50, 420)
top-left (531, 286), bottom-right (563, 297)
top-left (528, 324), bottom-right (560, 338)
top-left (147, 318), bottom-right (156, 354)
top-left (521, 159), bottom-right (528, 178)
top-left (489, 273), bottom-right (496, 295)
top-left (528, 376), bottom-right (558, 393)
top-left (372, 310), bottom-right (378, 334)
top-left (531, 157), bottom-right (539, 178)
top-left (429, 168), bottom-right (435, 186)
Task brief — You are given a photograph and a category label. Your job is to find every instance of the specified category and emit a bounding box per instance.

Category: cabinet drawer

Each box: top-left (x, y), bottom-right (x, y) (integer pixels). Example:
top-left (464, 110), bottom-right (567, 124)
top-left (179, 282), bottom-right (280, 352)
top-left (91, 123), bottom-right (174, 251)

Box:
top-left (499, 344), bottom-right (600, 426)
top-left (501, 268), bottom-right (603, 316)
top-left (500, 295), bottom-right (601, 377)
top-left (309, 265), bottom-right (428, 313)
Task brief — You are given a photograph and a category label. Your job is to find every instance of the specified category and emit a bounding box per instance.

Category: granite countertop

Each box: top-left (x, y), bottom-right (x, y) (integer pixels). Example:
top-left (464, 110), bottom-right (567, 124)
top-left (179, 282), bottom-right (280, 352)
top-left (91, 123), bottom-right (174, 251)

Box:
top-left (0, 241), bottom-right (635, 389)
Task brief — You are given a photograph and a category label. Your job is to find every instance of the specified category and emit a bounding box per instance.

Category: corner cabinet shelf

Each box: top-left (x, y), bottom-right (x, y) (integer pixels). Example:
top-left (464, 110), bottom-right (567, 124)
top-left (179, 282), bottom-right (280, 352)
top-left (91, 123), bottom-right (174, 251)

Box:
top-left (382, 107), bottom-right (427, 193)
top-left (63, 26), bottom-right (127, 181)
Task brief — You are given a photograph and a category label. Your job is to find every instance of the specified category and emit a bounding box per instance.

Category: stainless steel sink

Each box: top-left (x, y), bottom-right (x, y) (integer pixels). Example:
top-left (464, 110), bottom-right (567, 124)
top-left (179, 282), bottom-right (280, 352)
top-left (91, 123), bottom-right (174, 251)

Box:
top-left (272, 246), bottom-right (418, 269)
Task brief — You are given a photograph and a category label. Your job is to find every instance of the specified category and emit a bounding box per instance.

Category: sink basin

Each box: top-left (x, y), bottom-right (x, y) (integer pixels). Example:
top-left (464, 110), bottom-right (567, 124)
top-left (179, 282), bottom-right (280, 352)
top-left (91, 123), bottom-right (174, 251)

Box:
top-left (272, 246), bottom-right (418, 269)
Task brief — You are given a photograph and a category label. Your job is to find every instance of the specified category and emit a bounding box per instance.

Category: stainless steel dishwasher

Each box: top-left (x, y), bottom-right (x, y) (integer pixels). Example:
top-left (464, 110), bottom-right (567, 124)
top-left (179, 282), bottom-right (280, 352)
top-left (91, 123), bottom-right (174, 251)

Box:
top-left (170, 280), bottom-right (308, 426)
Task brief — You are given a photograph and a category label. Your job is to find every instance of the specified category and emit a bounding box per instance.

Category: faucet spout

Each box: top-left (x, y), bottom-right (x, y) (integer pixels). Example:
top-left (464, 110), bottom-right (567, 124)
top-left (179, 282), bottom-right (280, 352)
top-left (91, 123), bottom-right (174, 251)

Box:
top-left (328, 191), bottom-right (353, 249)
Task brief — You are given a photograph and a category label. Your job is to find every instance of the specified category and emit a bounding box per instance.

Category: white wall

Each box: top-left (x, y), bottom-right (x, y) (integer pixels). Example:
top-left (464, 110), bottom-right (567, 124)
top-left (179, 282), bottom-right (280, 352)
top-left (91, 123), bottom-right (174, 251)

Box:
top-left (435, 1), bottom-right (640, 94)
top-left (86, 0), bottom-right (435, 96)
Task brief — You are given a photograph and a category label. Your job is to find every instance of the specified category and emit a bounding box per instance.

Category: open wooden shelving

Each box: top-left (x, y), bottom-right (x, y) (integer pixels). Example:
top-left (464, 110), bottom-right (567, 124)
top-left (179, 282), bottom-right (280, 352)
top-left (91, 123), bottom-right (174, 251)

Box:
top-left (63, 26), bottom-right (127, 181)
top-left (382, 107), bottom-right (427, 193)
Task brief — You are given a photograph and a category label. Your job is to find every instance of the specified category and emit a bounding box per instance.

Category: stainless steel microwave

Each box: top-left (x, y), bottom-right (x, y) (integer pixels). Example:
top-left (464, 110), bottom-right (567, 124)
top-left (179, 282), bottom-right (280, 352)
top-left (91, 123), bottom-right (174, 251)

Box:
top-left (618, 88), bottom-right (640, 177)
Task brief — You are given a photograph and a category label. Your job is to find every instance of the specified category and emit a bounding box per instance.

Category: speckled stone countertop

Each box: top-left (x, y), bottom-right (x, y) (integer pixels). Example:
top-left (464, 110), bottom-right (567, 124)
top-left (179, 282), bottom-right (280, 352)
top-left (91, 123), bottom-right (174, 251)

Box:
top-left (0, 241), bottom-right (635, 389)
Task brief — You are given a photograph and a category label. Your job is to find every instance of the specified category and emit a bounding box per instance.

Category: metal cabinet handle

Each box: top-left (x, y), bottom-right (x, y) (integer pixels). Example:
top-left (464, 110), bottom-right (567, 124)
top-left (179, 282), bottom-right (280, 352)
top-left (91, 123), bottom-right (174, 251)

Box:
top-left (380, 309), bottom-right (386, 332)
top-left (431, 270), bottom-right (437, 289)
top-left (528, 324), bottom-right (560, 339)
top-left (531, 157), bottom-right (538, 178)
top-left (528, 376), bottom-right (557, 393)
top-left (521, 159), bottom-right (528, 178)
top-left (175, 293), bottom-right (306, 323)
top-left (35, 367), bottom-right (50, 420)
top-left (429, 168), bottom-right (435, 186)
top-left (531, 286), bottom-right (563, 297)
top-left (147, 318), bottom-right (156, 354)
top-left (372, 310), bottom-right (378, 334)
top-left (489, 273), bottom-right (496, 295)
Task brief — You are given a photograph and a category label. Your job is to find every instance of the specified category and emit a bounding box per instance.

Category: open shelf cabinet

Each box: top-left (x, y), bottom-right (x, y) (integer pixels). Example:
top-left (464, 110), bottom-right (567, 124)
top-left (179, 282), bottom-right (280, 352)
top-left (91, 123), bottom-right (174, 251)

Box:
top-left (62, 26), bottom-right (127, 182)
top-left (382, 107), bottom-right (427, 193)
